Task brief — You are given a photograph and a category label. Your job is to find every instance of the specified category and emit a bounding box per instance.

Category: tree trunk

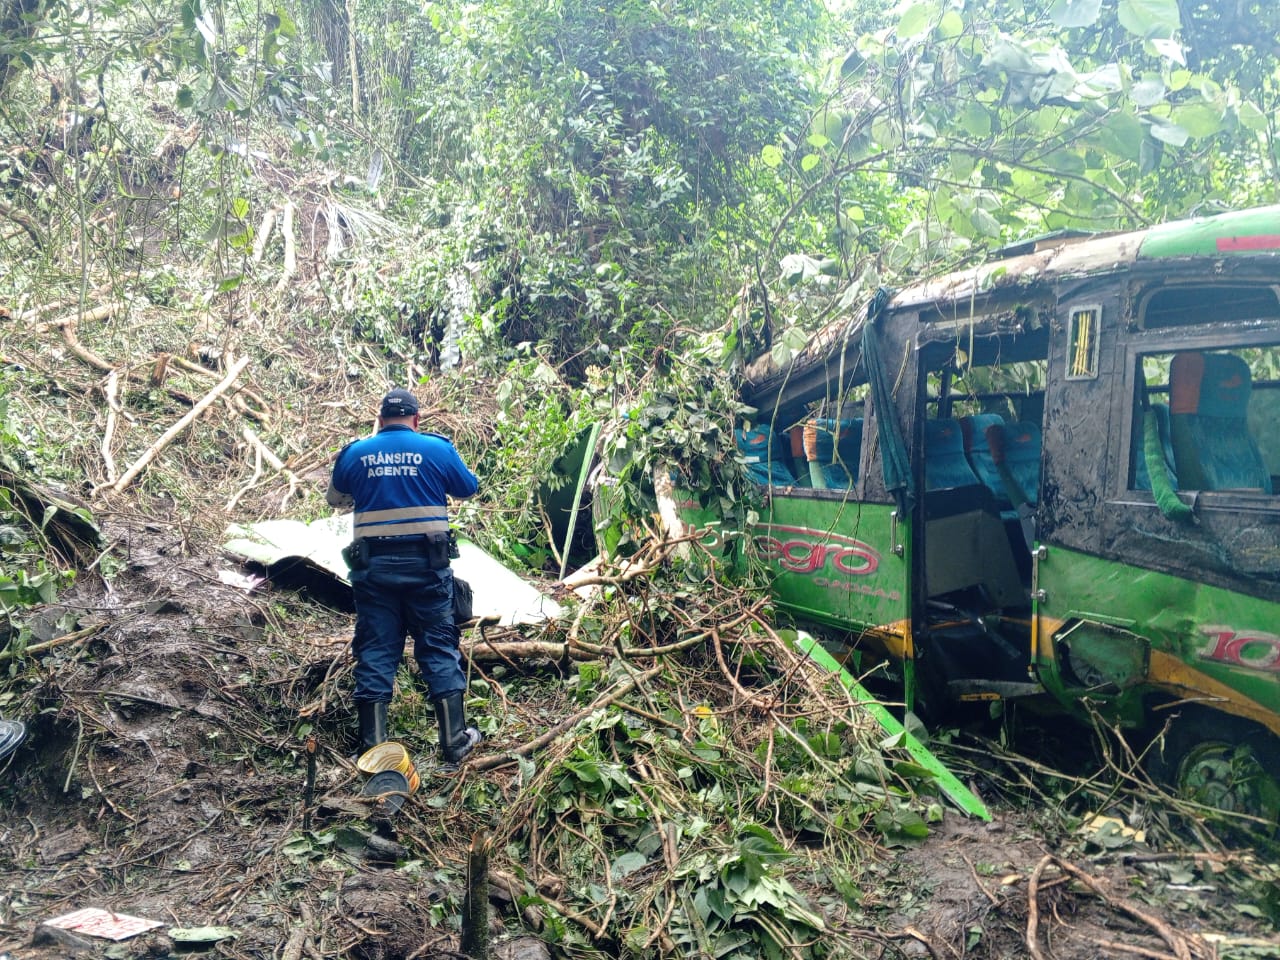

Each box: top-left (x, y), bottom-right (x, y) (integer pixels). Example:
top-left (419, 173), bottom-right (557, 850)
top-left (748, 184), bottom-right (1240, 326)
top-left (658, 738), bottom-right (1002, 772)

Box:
top-left (461, 831), bottom-right (491, 960)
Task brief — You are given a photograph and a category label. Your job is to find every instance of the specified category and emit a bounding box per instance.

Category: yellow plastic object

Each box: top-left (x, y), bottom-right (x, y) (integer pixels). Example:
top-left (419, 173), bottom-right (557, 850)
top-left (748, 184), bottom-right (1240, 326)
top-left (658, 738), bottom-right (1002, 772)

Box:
top-left (357, 741), bottom-right (420, 793)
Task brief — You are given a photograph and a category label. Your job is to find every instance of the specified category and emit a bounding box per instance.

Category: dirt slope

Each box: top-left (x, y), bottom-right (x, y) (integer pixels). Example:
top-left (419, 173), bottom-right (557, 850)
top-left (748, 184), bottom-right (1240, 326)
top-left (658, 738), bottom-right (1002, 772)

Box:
top-left (1, 511), bottom-right (1275, 960)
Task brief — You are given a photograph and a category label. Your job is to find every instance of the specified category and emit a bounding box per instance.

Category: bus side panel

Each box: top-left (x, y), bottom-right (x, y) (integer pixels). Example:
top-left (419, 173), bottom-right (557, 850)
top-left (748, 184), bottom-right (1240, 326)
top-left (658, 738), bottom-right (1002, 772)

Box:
top-left (1033, 546), bottom-right (1280, 736)
top-left (751, 494), bottom-right (911, 656)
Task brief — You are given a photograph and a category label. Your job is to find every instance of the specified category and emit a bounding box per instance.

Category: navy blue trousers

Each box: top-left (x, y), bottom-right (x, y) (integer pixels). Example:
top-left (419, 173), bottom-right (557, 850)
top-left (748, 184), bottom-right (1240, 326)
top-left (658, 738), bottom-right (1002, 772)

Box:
top-left (349, 556), bottom-right (464, 702)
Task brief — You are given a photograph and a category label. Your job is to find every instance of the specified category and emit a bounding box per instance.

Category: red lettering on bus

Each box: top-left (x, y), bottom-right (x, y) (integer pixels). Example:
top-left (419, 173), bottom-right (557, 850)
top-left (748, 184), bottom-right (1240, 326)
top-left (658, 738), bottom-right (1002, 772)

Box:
top-left (1198, 625), bottom-right (1280, 673)
top-left (755, 524), bottom-right (879, 577)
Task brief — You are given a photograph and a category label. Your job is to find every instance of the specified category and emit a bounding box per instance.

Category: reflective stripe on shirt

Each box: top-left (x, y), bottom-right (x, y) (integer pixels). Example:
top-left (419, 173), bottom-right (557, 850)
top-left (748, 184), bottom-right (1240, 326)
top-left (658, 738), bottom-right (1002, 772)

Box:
top-left (353, 504), bottom-right (449, 539)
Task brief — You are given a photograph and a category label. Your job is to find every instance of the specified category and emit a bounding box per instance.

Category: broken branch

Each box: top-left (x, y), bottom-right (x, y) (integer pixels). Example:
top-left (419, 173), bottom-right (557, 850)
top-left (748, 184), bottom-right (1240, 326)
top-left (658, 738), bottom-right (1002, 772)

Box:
top-left (105, 355), bottom-right (251, 496)
top-left (469, 667), bottom-right (662, 771)
top-left (100, 369), bottom-right (120, 485)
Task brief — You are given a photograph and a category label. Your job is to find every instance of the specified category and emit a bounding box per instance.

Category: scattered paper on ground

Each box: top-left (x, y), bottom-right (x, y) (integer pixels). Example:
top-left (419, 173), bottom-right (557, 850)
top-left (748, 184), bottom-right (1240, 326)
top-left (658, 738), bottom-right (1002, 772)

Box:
top-left (43, 907), bottom-right (163, 941)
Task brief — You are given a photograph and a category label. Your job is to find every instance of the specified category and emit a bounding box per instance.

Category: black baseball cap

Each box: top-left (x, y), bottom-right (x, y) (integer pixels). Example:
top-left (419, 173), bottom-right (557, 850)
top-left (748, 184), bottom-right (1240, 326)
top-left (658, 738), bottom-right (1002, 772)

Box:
top-left (379, 388), bottom-right (420, 418)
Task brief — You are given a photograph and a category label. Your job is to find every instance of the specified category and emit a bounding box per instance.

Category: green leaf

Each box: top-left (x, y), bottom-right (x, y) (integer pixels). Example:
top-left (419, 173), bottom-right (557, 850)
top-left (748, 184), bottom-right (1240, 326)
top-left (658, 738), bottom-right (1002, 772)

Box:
top-left (1128, 77), bottom-right (1166, 108)
top-left (1148, 37), bottom-right (1185, 65)
top-left (1049, 0), bottom-right (1101, 28)
top-left (1238, 101), bottom-right (1269, 132)
top-left (985, 39), bottom-right (1036, 75)
top-left (839, 49), bottom-right (865, 77)
top-left (897, 4), bottom-right (933, 40)
top-left (937, 10), bottom-right (964, 39)
top-left (959, 103), bottom-right (992, 138)
top-left (1117, 0), bottom-right (1181, 39)
top-left (800, 153), bottom-right (820, 172)
top-left (1170, 102), bottom-right (1221, 138)
top-left (970, 207), bottom-right (1001, 237)
top-left (611, 850), bottom-right (648, 879)
top-left (1092, 110), bottom-right (1145, 161)
top-left (1148, 119), bottom-right (1188, 147)
top-left (760, 144), bottom-right (783, 168)
top-left (892, 760), bottom-right (936, 781)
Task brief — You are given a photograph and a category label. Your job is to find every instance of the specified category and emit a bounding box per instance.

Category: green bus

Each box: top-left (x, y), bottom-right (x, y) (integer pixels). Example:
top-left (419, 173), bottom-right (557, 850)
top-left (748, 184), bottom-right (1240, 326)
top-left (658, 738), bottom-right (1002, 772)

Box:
top-left (684, 205), bottom-right (1280, 816)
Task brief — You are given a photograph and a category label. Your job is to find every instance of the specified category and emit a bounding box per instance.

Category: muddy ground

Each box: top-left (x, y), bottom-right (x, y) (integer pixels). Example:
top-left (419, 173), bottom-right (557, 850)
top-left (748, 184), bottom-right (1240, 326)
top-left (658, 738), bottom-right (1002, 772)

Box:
top-left (0, 517), bottom-right (1277, 960)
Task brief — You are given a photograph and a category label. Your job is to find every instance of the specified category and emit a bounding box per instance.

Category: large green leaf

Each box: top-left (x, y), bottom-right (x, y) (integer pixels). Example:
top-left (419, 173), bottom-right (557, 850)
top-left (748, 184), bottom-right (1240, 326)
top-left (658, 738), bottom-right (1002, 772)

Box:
top-left (1049, 0), bottom-right (1102, 29)
top-left (1148, 119), bottom-right (1189, 147)
top-left (1170, 101), bottom-right (1222, 139)
top-left (896, 4), bottom-right (934, 40)
top-left (1117, 0), bottom-right (1181, 39)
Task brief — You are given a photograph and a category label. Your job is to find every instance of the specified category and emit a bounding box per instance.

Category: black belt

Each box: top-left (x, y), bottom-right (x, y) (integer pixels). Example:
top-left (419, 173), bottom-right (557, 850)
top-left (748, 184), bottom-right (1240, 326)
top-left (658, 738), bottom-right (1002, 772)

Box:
top-left (366, 537), bottom-right (430, 560)
top-left (361, 535), bottom-right (450, 568)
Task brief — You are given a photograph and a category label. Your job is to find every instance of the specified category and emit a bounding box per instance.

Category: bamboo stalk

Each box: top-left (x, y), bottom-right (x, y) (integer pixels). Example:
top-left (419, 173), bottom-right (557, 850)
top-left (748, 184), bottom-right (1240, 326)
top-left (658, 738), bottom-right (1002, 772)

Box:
top-left (100, 370), bottom-right (120, 485)
top-left (251, 207), bottom-right (276, 263)
top-left (106, 356), bottom-right (251, 495)
top-left (275, 201), bottom-right (296, 292)
top-left (0, 623), bottom-right (100, 662)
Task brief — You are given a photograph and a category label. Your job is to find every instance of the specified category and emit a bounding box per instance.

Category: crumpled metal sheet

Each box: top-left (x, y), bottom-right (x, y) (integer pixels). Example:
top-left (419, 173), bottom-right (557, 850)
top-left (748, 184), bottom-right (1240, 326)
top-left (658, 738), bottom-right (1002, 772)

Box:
top-left (223, 515), bottom-right (562, 626)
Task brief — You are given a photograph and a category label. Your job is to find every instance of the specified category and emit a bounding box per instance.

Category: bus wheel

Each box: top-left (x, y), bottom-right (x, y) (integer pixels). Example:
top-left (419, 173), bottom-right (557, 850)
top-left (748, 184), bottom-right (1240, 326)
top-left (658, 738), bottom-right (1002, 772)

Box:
top-left (1148, 709), bottom-right (1280, 826)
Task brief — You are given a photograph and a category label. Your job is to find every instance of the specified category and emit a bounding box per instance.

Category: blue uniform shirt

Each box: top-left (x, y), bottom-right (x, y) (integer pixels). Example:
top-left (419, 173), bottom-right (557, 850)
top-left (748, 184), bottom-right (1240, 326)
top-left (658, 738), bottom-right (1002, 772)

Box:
top-left (328, 424), bottom-right (478, 539)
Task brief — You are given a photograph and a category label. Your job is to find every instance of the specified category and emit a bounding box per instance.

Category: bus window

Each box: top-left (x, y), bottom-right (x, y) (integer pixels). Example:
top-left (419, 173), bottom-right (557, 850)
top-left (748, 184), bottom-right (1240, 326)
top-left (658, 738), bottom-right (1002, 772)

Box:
top-left (926, 356), bottom-right (1048, 511)
top-left (1131, 346), bottom-right (1280, 494)
top-left (1140, 284), bottom-right (1280, 329)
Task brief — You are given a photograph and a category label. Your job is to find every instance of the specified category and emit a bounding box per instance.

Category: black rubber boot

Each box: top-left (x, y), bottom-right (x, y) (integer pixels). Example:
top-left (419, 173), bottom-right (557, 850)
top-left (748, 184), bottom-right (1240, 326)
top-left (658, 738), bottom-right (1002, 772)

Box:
top-left (357, 701), bottom-right (389, 755)
top-left (432, 691), bottom-right (482, 774)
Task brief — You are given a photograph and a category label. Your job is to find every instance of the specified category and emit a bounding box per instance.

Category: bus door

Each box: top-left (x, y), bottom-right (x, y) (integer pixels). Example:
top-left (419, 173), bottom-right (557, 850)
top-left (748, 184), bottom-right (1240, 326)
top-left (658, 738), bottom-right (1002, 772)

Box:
top-left (908, 307), bottom-right (1051, 709)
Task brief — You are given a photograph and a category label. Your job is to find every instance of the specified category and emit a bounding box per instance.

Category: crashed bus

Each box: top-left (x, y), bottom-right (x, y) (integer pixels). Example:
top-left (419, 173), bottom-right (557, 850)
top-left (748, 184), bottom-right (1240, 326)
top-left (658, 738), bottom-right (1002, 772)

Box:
top-left (680, 205), bottom-right (1280, 817)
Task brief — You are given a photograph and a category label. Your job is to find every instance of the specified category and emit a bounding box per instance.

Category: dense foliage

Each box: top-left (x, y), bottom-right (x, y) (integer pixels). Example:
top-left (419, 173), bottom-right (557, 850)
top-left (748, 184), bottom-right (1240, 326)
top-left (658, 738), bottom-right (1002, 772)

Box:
top-left (0, 0), bottom-right (1278, 956)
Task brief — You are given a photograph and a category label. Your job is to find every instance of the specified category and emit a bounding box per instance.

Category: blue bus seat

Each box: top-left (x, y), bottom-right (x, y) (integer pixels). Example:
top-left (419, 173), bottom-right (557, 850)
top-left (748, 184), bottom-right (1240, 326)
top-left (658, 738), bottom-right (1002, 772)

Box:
top-left (1169, 352), bottom-right (1271, 493)
top-left (959, 414), bottom-right (1007, 504)
top-left (1133, 402), bottom-right (1177, 491)
top-left (811, 417), bottom-right (863, 488)
top-left (988, 421), bottom-right (1042, 506)
top-left (736, 424), bottom-right (797, 486)
top-left (924, 419), bottom-right (983, 491)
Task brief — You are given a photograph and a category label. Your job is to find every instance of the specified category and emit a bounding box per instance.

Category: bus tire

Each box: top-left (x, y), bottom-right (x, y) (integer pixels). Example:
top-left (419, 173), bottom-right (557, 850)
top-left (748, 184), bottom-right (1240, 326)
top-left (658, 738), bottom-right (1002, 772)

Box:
top-left (1146, 707), bottom-right (1280, 827)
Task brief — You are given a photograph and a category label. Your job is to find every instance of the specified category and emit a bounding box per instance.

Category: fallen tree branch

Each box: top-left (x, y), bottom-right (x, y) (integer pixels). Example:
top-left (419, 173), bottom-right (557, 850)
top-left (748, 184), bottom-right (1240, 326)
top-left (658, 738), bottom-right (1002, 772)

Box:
top-left (171, 355), bottom-right (271, 422)
top-left (1051, 857), bottom-right (1195, 960)
top-left (100, 369), bottom-right (120, 485)
top-left (251, 206), bottom-right (277, 263)
top-left (461, 638), bottom-right (596, 663)
top-left (469, 666), bottom-right (663, 771)
top-left (103, 355), bottom-right (251, 496)
top-left (1025, 854), bottom-right (1052, 960)
top-left (38, 302), bottom-right (123, 370)
top-left (225, 435), bottom-right (263, 513)
top-left (275, 201), bottom-right (296, 292)
top-left (1092, 940), bottom-right (1180, 960)
top-left (0, 195), bottom-right (45, 249)
top-left (242, 425), bottom-right (299, 505)
top-left (0, 623), bottom-right (101, 662)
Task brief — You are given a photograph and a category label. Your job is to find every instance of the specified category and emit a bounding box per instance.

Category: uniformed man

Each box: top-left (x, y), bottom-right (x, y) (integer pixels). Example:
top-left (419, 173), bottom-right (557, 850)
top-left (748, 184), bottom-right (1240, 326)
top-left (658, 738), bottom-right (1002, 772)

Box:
top-left (327, 388), bottom-right (482, 772)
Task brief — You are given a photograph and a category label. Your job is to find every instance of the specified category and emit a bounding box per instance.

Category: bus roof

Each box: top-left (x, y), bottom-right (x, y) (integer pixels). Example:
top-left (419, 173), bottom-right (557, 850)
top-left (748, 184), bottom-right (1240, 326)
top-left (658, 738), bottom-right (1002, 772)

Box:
top-left (891, 204), bottom-right (1280, 310)
top-left (744, 205), bottom-right (1280, 401)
